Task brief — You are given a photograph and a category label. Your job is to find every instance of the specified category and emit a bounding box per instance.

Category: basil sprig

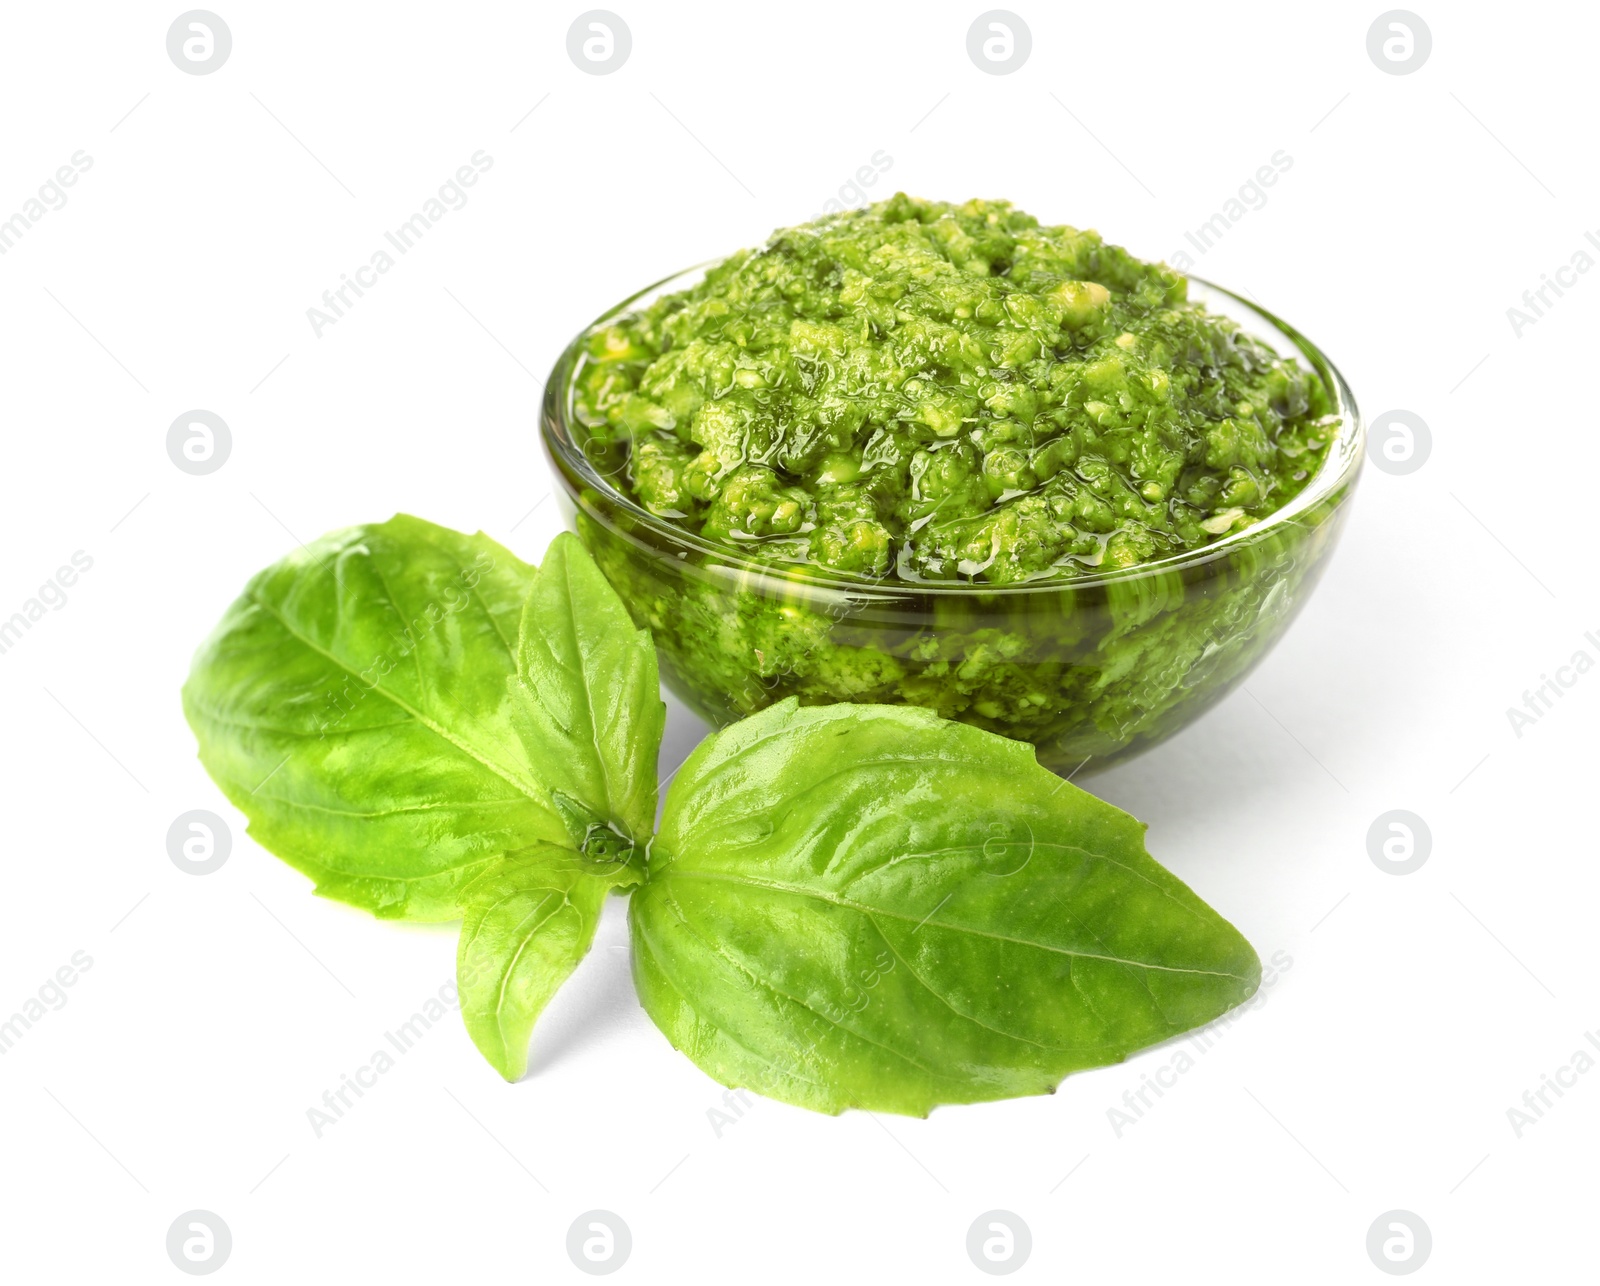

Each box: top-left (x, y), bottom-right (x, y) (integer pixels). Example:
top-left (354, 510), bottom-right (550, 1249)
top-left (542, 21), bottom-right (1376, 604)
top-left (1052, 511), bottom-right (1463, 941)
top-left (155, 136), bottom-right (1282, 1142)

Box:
top-left (185, 515), bottom-right (1259, 1112)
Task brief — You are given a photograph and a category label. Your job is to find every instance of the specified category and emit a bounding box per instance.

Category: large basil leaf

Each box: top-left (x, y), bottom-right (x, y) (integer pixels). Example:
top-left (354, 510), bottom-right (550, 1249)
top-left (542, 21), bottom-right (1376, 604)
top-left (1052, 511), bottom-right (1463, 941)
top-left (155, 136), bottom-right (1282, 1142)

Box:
top-left (183, 516), bottom-right (572, 919)
top-left (457, 845), bottom-right (625, 1080)
top-left (631, 699), bottom-right (1261, 1116)
top-left (511, 533), bottom-right (665, 848)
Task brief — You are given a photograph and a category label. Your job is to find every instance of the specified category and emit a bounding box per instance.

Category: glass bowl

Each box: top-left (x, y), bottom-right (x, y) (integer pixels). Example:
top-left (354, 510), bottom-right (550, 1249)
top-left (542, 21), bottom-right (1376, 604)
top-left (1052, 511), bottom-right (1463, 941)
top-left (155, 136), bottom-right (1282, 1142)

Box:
top-left (540, 265), bottom-right (1362, 775)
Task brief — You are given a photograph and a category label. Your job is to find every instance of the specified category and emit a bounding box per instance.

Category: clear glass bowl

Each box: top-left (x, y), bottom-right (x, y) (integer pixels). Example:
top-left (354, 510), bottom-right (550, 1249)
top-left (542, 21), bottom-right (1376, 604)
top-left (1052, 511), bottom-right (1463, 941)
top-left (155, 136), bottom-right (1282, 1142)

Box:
top-left (541, 266), bottom-right (1363, 775)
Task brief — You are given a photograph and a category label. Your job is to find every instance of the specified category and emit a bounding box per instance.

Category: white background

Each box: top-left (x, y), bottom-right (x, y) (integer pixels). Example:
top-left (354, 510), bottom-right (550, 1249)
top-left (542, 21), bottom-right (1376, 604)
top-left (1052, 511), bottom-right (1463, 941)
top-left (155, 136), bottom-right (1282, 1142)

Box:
top-left (1, 1), bottom-right (1595, 1281)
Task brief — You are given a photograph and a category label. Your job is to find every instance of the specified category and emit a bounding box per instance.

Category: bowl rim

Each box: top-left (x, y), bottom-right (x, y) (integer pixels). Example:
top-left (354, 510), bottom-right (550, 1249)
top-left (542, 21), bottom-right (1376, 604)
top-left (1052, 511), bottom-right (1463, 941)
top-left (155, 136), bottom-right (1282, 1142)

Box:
top-left (541, 262), bottom-right (1364, 598)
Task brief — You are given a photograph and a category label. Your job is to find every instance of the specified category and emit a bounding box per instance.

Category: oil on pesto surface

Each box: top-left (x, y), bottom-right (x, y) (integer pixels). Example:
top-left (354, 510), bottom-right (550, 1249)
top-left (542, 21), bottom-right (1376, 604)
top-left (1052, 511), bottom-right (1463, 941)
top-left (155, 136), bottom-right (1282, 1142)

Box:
top-left (574, 194), bottom-right (1336, 586)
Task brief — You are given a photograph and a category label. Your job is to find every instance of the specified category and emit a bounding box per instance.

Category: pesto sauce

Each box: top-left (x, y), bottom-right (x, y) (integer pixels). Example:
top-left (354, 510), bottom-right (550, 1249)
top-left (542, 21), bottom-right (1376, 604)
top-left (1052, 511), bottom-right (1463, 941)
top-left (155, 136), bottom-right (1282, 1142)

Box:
top-left (574, 195), bottom-right (1336, 584)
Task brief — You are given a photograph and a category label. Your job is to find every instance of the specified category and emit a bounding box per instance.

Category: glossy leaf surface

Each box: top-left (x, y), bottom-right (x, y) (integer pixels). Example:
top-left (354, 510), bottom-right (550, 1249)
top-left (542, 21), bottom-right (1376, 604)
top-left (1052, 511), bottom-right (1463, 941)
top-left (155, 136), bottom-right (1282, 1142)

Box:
top-left (511, 532), bottom-right (665, 847)
top-left (632, 700), bottom-right (1260, 1115)
top-left (182, 519), bottom-right (662, 919)
top-left (457, 845), bottom-right (622, 1081)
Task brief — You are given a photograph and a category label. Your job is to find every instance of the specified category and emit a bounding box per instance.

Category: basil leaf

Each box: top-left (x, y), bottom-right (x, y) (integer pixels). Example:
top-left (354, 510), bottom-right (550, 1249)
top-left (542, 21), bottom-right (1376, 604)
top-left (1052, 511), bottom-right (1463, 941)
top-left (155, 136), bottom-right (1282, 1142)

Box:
top-left (457, 845), bottom-right (621, 1081)
top-left (183, 516), bottom-right (573, 920)
top-left (632, 699), bottom-right (1261, 1116)
top-left (511, 532), bottom-right (665, 848)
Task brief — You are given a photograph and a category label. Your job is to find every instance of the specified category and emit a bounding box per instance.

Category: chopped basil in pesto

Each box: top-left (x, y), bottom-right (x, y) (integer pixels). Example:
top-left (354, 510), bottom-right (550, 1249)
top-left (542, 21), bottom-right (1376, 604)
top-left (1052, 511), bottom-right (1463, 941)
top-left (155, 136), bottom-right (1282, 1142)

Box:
top-left (574, 194), bottom-right (1336, 584)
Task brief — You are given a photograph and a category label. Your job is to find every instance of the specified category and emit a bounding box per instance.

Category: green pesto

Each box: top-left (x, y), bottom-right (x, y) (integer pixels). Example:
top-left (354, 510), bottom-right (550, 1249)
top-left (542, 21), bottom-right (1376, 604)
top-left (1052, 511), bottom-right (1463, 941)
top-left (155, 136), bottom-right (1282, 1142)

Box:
top-left (573, 194), bottom-right (1336, 585)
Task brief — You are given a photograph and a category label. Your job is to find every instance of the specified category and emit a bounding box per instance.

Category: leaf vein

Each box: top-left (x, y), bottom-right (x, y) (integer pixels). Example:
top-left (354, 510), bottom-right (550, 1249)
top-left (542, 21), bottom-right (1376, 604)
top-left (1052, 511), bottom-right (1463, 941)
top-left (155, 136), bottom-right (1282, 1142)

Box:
top-left (246, 589), bottom-right (551, 816)
top-left (663, 871), bottom-right (1253, 981)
